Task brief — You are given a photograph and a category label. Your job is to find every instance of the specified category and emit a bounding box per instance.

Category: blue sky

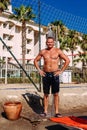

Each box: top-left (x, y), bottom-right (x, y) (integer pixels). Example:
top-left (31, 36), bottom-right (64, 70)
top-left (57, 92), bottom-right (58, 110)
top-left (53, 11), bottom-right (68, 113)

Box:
top-left (39, 0), bottom-right (87, 34)
top-left (12, 0), bottom-right (87, 34)
top-left (41, 0), bottom-right (87, 20)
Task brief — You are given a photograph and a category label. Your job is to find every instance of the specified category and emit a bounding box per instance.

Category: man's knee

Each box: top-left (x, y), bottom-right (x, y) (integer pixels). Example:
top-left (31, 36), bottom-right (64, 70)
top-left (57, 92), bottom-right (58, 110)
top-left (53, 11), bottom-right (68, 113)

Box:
top-left (44, 93), bottom-right (49, 98)
top-left (54, 93), bottom-right (58, 96)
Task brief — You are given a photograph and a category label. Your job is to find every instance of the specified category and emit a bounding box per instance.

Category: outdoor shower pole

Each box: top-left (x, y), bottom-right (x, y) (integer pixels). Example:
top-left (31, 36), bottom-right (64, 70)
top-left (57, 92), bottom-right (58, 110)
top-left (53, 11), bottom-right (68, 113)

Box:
top-left (5, 56), bottom-right (7, 84)
top-left (38, 0), bottom-right (41, 91)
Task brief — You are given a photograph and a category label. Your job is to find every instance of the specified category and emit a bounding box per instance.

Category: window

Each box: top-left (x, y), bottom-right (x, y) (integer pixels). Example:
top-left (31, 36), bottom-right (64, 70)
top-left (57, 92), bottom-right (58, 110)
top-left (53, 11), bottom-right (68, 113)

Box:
top-left (8, 46), bottom-right (12, 50)
top-left (15, 26), bottom-right (21, 33)
top-left (8, 35), bottom-right (13, 40)
top-left (8, 57), bottom-right (12, 62)
top-left (3, 45), bottom-right (5, 50)
top-left (28, 28), bottom-right (32, 33)
top-left (27, 39), bottom-right (32, 44)
top-left (3, 34), bottom-right (13, 41)
top-left (27, 60), bottom-right (30, 64)
top-left (3, 34), bottom-right (7, 40)
top-left (27, 49), bottom-right (31, 54)
top-left (0, 22), bottom-right (2, 26)
top-left (9, 24), bottom-right (13, 29)
top-left (3, 23), bottom-right (7, 28)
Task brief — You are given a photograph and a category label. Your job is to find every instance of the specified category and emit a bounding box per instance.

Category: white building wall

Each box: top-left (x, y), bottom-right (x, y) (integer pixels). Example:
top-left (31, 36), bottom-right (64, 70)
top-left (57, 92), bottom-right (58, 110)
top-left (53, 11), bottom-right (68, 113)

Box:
top-left (0, 8), bottom-right (46, 65)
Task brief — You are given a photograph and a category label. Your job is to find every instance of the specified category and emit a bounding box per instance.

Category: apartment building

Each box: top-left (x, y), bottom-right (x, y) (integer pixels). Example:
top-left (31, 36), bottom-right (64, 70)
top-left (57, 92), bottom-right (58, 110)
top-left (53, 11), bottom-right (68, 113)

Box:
top-left (0, 5), bottom-right (46, 62)
top-left (0, 5), bottom-right (46, 77)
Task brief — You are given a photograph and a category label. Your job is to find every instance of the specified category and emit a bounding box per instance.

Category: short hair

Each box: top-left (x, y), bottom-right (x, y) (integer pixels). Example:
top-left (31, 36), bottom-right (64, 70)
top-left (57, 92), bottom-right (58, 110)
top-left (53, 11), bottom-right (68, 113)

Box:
top-left (46, 36), bottom-right (55, 41)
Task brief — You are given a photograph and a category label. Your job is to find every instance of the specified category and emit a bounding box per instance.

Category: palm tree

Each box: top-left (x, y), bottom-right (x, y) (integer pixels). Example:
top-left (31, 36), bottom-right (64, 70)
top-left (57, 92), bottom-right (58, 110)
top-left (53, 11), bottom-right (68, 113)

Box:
top-left (66, 30), bottom-right (80, 67)
top-left (51, 20), bottom-right (65, 47)
top-left (74, 34), bottom-right (87, 66)
top-left (0, 0), bottom-right (10, 12)
top-left (79, 34), bottom-right (87, 82)
top-left (81, 34), bottom-right (87, 66)
top-left (51, 20), bottom-right (69, 68)
top-left (66, 30), bottom-right (81, 80)
top-left (9, 5), bottom-right (36, 80)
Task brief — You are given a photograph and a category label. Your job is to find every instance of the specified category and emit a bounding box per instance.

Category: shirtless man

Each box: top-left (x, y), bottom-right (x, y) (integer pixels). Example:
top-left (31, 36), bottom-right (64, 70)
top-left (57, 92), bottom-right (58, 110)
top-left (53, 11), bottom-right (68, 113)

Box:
top-left (34, 37), bottom-right (70, 117)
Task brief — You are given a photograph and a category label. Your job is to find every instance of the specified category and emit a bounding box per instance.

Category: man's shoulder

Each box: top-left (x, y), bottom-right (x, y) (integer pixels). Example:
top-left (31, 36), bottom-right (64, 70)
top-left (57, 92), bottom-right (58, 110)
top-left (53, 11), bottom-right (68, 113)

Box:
top-left (54, 47), bottom-right (61, 51)
top-left (41, 48), bottom-right (47, 52)
top-left (40, 49), bottom-right (47, 55)
top-left (54, 48), bottom-right (63, 55)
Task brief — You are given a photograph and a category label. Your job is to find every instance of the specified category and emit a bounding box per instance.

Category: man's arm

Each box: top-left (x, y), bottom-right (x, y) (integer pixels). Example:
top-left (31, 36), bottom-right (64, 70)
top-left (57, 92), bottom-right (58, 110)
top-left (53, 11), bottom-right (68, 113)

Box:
top-left (60, 50), bottom-right (70, 72)
top-left (34, 53), bottom-right (42, 72)
top-left (54, 49), bottom-right (70, 76)
top-left (34, 51), bottom-right (45, 76)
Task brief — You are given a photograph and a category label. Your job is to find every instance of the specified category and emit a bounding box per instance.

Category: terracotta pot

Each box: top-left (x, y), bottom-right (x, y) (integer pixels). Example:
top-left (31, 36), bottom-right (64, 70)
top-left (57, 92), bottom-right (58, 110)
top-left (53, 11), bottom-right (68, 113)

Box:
top-left (3, 101), bottom-right (22, 120)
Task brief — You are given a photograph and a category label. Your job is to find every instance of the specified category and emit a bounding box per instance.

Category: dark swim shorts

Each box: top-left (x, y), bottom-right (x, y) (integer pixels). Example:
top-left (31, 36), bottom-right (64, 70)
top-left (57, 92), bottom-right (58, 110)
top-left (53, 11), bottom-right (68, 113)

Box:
top-left (42, 72), bottom-right (60, 94)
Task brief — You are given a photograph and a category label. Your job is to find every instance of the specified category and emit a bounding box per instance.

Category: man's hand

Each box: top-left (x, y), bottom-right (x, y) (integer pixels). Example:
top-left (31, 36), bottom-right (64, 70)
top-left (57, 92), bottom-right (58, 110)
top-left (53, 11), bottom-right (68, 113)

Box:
top-left (38, 70), bottom-right (46, 77)
top-left (54, 70), bottom-right (63, 76)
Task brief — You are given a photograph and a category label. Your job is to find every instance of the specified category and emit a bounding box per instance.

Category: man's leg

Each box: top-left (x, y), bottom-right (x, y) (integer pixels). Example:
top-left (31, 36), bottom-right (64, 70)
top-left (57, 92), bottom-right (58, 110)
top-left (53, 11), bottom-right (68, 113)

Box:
top-left (54, 92), bottom-right (59, 114)
top-left (44, 93), bottom-right (49, 114)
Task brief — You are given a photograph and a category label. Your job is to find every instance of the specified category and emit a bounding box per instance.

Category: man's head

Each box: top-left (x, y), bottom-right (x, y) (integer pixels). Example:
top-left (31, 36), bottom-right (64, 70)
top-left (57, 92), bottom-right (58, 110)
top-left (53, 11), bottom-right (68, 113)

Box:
top-left (46, 37), bottom-right (55, 49)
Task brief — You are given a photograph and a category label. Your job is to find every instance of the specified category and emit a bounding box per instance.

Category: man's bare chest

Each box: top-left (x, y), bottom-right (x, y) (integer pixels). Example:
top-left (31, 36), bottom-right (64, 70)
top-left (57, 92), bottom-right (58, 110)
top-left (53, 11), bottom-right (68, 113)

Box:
top-left (43, 52), bottom-right (59, 60)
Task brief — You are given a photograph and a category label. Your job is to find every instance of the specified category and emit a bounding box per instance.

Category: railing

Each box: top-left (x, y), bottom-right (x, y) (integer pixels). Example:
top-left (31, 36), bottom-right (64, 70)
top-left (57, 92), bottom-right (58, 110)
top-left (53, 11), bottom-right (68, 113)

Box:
top-left (0, 37), bottom-right (40, 92)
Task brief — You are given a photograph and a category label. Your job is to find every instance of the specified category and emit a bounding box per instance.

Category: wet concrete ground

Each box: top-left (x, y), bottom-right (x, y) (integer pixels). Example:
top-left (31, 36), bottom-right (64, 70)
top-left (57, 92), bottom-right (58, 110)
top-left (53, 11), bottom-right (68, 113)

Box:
top-left (0, 83), bottom-right (87, 130)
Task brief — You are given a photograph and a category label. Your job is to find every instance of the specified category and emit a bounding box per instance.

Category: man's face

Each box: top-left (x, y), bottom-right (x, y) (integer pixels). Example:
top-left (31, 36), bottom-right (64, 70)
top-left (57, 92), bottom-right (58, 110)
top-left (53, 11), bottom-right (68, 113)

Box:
top-left (46, 38), bottom-right (54, 49)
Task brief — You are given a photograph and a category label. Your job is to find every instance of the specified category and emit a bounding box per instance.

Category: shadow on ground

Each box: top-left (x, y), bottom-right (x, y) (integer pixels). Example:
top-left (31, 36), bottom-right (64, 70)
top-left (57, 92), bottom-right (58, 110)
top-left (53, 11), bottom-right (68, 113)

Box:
top-left (22, 92), bottom-right (44, 114)
top-left (45, 124), bottom-right (80, 130)
top-left (46, 124), bottom-right (69, 130)
top-left (78, 116), bottom-right (87, 120)
top-left (1, 112), bottom-right (7, 119)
